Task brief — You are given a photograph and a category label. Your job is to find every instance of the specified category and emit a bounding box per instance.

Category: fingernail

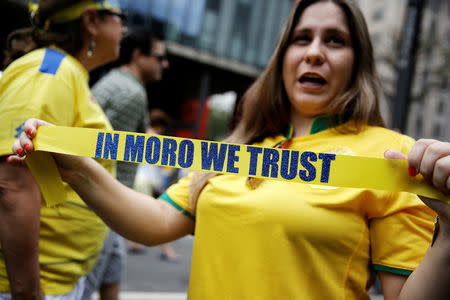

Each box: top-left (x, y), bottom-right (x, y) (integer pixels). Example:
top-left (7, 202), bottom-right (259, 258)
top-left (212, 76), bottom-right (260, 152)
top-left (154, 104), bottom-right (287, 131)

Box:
top-left (408, 167), bottom-right (417, 177)
top-left (24, 144), bottom-right (29, 151)
top-left (16, 148), bottom-right (23, 156)
top-left (27, 129), bottom-right (33, 136)
top-left (6, 156), bottom-right (11, 163)
top-left (424, 178), bottom-right (433, 185)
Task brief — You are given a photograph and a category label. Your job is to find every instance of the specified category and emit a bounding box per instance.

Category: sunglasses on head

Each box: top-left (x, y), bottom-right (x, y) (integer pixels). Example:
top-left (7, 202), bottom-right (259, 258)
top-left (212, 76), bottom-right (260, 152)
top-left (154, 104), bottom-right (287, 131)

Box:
top-left (98, 10), bottom-right (127, 23)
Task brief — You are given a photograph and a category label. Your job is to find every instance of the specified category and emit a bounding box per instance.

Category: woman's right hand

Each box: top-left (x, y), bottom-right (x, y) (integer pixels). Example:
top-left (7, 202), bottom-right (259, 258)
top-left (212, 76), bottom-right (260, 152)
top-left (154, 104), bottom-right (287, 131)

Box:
top-left (9, 118), bottom-right (87, 181)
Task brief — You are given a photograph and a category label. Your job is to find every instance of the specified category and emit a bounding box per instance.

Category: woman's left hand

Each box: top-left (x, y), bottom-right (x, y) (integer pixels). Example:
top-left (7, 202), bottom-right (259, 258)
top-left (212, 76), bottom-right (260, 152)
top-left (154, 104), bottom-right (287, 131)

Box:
top-left (385, 139), bottom-right (450, 230)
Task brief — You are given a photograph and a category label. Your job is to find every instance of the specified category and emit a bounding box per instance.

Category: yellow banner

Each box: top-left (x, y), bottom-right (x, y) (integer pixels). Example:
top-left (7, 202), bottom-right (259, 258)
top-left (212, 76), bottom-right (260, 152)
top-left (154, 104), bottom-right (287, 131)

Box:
top-left (32, 126), bottom-right (449, 205)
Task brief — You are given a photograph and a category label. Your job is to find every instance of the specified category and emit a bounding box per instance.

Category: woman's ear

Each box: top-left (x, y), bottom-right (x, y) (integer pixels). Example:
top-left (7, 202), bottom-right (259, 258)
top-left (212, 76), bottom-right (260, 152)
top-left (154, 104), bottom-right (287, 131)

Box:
top-left (80, 7), bottom-right (99, 36)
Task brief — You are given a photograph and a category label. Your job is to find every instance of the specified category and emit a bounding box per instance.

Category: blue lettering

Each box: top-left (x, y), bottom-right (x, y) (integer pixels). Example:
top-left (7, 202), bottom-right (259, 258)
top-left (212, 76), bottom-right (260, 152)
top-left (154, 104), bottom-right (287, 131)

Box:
top-left (299, 152), bottom-right (317, 182)
top-left (280, 149), bottom-right (299, 180)
top-left (247, 146), bottom-right (262, 176)
top-left (261, 148), bottom-right (279, 178)
top-left (123, 135), bottom-right (145, 162)
top-left (201, 142), bottom-right (227, 172)
top-left (145, 136), bottom-right (161, 164)
top-left (103, 133), bottom-right (119, 160)
top-left (95, 132), bottom-right (104, 158)
top-left (319, 153), bottom-right (336, 183)
top-left (226, 145), bottom-right (240, 173)
top-left (161, 138), bottom-right (177, 166)
top-left (178, 140), bottom-right (194, 168)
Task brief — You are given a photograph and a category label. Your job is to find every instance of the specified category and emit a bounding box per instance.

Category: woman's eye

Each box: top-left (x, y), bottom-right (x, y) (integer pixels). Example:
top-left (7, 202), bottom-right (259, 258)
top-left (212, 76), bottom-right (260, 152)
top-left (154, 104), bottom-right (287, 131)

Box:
top-left (326, 36), bottom-right (345, 45)
top-left (293, 35), bottom-right (311, 44)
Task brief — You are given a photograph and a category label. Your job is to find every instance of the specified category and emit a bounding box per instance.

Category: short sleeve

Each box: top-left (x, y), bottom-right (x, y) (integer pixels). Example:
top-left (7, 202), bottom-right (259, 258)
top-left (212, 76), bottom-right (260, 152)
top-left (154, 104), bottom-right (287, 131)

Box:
top-left (370, 191), bottom-right (436, 275)
top-left (369, 134), bottom-right (436, 275)
top-left (159, 172), bottom-right (195, 221)
top-left (28, 68), bottom-right (76, 125)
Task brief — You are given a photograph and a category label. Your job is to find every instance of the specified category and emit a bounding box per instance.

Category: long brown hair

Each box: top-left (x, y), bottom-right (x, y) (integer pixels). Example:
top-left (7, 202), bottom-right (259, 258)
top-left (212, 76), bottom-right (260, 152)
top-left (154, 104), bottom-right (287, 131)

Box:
top-left (190, 0), bottom-right (385, 211)
top-left (6, 0), bottom-right (85, 61)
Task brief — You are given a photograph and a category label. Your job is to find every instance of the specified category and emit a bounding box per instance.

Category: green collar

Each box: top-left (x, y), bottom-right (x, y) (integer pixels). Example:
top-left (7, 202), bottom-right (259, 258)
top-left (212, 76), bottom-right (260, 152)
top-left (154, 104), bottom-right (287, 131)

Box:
top-left (310, 116), bottom-right (334, 134)
top-left (284, 114), bottom-right (350, 138)
top-left (310, 113), bottom-right (352, 134)
top-left (283, 124), bottom-right (294, 139)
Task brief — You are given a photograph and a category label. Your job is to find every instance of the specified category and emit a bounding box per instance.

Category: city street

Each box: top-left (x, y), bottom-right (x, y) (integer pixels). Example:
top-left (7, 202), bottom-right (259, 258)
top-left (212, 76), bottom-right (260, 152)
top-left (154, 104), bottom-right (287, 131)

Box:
top-left (120, 235), bottom-right (193, 299)
top-left (93, 235), bottom-right (193, 300)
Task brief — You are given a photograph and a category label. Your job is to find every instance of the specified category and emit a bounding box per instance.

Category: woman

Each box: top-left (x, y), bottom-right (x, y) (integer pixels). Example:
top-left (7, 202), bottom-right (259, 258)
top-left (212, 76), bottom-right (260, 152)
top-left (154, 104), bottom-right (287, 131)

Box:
top-left (10, 0), bottom-right (450, 299)
top-left (0, 0), bottom-right (126, 299)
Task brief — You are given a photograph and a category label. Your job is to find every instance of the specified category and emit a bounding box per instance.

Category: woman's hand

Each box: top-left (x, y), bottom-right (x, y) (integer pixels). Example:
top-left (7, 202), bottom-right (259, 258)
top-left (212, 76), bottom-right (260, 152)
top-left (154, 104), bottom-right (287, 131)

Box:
top-left (9, 118), bottom-right (87, 181)
top-left (10, 121), bottom-right (195, 247)
top-left (7, 119), bottom-right (51, 164)
top-left (406, 139), bottom-right (450, 196)
top-left (385, 139), bottom-right (450, 236)
top-left (386, 139), bottom-right (450, 300)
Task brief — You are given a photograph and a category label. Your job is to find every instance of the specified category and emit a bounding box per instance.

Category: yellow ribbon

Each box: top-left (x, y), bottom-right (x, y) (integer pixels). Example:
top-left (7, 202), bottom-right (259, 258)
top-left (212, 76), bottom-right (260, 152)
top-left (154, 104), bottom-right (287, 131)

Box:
top-left (30, 126), bottom-right (449, 206)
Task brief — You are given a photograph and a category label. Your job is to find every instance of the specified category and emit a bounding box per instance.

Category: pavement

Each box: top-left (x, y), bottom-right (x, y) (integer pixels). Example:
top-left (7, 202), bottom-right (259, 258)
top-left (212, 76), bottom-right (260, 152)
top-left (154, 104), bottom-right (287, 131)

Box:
top-left (95, 292), bottom-right (383, 300)
top-left (93, 235), bottom-right (193, 299)
top-left (93, 234), bottom-right (384, 300)
top-left (121, 236), bottom-right (193, 293)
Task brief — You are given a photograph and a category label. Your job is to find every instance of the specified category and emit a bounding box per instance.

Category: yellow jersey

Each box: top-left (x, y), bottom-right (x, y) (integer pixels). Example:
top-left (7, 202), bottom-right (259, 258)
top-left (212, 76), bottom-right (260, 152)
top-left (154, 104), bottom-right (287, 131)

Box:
top-left (0, 47), bottom-right (113, 294)
top-left (162, 122), bottom-right (435, 300)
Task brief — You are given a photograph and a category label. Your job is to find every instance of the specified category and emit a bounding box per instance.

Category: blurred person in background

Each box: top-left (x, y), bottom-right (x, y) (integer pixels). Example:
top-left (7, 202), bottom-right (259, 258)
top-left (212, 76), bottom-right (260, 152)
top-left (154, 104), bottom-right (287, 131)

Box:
top-left (8, 0), bottom-right (450, 299)
top-left (82, 27), bottom-right (169, 300)
top-left (0, 0), bottom-right (125, 299)
top-left (133, 108), bottom-right (180, 262)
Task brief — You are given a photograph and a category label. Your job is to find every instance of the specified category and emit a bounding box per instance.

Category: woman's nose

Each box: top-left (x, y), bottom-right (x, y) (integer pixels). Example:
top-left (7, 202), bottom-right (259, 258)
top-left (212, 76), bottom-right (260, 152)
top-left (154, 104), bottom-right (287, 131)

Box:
top-left (305, 39), bottom-right (324, 65)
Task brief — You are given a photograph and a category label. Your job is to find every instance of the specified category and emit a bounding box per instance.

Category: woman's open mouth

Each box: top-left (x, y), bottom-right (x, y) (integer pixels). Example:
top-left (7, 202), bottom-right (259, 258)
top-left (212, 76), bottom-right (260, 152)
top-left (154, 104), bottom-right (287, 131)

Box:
top-left (298, 73), bottom-right (327, 90)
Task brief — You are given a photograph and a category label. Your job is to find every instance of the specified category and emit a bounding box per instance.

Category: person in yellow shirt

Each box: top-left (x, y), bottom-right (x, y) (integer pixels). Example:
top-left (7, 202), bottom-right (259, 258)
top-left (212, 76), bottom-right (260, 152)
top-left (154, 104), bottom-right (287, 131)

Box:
top-left (9, 0), bottom-right (450, 299)
top-left (0, 0), bottom-right (126, 299)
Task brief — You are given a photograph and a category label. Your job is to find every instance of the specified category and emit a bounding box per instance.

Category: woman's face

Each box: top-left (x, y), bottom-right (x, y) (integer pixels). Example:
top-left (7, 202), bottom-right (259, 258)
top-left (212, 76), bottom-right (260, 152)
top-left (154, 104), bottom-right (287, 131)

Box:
top-left (95, 9), bottom-right (127, 65)
top-left (282, 1), bottom-right (354, 120)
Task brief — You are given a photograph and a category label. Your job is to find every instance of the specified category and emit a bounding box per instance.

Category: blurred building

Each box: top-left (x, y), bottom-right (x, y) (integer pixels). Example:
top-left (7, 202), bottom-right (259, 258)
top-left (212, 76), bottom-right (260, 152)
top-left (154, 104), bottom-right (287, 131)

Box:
top-left (2, 0), bottom-right (447, 140)
top-left (358, 0), bottom-right (450, 141)
top-left (407, 0), bottom-right (450, 141)
top-left (123, 0), bottom-right (450, 141)
top-left (120, 0), bottom-right (292, 72)
top-left (118, 0), bottom-right (292, 139)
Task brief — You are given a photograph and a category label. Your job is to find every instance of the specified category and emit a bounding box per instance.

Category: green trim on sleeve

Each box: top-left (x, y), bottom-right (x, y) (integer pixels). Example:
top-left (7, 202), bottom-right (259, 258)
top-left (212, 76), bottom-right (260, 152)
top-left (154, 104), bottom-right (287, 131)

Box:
top-left (159, 193), bottom-right (196, 221)
top-left (372, 264), bottom-right (413, 276)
